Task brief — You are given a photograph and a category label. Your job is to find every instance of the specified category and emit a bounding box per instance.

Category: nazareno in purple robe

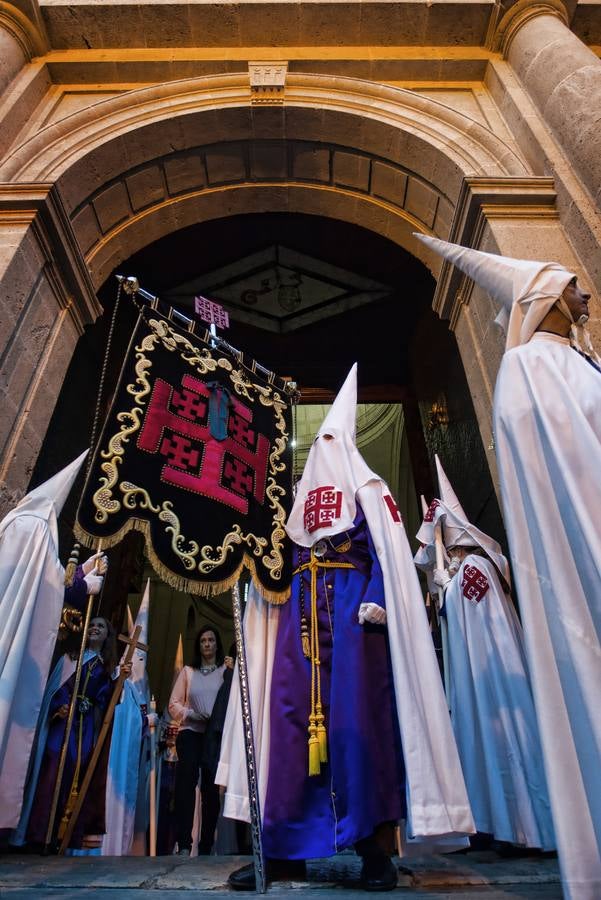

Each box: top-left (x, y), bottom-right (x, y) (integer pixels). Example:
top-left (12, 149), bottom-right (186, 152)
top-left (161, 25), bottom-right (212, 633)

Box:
top-left (262, 505), bottom-right (405, 860)
top-left (27, 647), bottom-right (113, 849)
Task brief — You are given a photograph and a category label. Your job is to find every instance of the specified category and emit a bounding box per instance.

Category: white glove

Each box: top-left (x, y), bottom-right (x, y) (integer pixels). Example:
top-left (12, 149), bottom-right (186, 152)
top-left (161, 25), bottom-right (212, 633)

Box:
top-left (83, 569), bottom-right (104, 595)
top-left (358, 602), bottom-right (387, 626)
top-left (82, 552), bottom-right (108, 575)
top-left (146, 712), bottom-right (160, 728)
top-left (433, 568), bottom-right (452, 591)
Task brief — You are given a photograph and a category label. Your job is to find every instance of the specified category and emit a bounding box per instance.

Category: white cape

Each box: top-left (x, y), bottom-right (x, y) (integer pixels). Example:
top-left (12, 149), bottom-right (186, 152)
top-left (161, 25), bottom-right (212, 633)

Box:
top-left (217, 477), bottom-right (474, 845)
top-left (494, 333), bottom-right (601, 899)
top-left (102, 680), bottom-right (143, 855)
top-left (0, 450), bottom-right (87, 829)
top-left (444, 555), bottom-right (554, 848)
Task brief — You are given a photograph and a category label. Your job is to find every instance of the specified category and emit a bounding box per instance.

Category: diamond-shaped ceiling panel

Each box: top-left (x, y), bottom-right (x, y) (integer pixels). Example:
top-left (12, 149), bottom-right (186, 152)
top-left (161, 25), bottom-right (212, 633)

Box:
top-left (164, 245), bottom-right (392, 333)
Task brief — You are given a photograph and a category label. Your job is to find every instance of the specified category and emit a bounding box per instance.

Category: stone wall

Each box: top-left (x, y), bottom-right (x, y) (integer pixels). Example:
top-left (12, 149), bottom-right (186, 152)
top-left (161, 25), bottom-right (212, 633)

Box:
top-left (0, 0), bottom-right (600, 514)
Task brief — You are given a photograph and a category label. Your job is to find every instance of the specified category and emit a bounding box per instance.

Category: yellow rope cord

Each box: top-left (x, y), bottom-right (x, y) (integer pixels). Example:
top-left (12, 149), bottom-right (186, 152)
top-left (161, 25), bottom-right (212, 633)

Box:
top-left (295, 556), bottom-right (354, 776)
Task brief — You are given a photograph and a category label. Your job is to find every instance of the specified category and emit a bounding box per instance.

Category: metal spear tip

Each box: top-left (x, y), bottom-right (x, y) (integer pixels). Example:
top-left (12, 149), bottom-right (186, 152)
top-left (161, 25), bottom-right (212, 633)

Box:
top-left (122, 276), bottom-right (140, 295)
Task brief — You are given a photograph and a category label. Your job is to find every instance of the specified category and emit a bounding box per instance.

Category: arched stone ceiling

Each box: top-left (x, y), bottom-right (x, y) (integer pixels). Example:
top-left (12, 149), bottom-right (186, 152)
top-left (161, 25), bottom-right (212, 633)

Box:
top-left (0, 73), bottom-right (531, 288)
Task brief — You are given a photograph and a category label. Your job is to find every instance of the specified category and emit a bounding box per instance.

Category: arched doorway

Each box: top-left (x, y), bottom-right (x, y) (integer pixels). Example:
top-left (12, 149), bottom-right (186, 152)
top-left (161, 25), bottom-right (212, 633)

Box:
top-left (1, 69), bottom-right (553, 516)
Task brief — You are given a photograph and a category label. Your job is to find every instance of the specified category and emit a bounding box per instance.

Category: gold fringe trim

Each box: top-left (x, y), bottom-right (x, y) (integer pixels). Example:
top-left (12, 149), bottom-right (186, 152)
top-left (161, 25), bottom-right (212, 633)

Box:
top-left (74, 517), bottom-right (291, 603)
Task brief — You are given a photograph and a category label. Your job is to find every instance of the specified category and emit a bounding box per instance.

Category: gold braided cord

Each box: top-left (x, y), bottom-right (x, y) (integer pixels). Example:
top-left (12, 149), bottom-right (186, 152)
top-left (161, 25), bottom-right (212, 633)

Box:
top-left (295, 555), bottom-right (354, 776)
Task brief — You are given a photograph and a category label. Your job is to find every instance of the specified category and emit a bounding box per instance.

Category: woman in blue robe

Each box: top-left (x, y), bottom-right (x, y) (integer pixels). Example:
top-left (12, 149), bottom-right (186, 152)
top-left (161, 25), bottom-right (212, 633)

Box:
top-left (18, 617), bottom-right (118, 851)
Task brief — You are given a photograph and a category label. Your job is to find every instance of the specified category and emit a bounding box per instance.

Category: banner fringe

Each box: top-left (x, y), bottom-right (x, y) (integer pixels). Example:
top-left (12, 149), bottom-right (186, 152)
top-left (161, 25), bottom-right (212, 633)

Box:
top-left (74, 517), bottom-right (290, 604)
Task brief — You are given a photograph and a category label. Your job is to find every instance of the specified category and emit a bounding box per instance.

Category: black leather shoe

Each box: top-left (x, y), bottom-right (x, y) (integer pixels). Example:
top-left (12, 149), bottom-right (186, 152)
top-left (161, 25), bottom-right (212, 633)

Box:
top-left (228, 863), bottom-right (257, 891)
top-left (228, 860), bottom-right (307, 891)
top-left (359, 854), bottom-right (398, 892)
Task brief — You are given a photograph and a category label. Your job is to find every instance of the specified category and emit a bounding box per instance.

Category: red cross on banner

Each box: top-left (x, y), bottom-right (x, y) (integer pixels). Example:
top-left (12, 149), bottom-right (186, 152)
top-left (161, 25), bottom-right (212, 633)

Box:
top-left (304, 486), bottom-right (343, 534)
top-left (194, 295), bottom-right (230, 329)
top-left (461, 564), bottom-right (489, 604)
top-left (137, 374), bottom-right (269, 514)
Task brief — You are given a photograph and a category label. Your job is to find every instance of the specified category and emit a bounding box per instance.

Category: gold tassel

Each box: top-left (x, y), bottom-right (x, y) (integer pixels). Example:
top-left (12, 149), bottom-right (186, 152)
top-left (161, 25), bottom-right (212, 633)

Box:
top-left (64, 543), bottom-right (80, 587)
top-left (308, 718), bottom-right (321, 776)
top-left (316, 704), bottom-right (327, 763)
top-left (301, 616), bottom-right (310, 659)
top-left (57, 787), bottom-right (78, 840)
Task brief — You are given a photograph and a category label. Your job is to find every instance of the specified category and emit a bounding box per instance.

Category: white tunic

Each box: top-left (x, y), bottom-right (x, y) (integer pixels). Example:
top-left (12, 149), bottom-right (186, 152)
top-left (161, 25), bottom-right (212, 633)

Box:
top-left (444, 554), bottom-right (554, 848)
top-left (494, 332), bottom-right (601, 900)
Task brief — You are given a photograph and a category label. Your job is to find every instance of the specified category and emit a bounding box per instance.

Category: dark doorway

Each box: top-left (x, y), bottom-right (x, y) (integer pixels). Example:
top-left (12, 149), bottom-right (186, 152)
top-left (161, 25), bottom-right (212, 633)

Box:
top-left (32, 212), bottom-right (504, 558)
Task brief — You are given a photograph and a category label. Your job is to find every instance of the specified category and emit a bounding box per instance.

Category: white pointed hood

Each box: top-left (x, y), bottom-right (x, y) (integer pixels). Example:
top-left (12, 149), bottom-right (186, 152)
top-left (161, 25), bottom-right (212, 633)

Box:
top-left (0, 449), bottom-right (88, 548)
top-left (285, 364), bottom-right (376, 547)
top-left (415, 233), bottom-right (575, 351)
top-left (415, 456), bottom-right (510, 585)
top-left (435, 455), bottom-right (473, 549)
top-left (129, 580), bottom-right (150, 706)
top-left (414, 494), bottom-right (437, 571)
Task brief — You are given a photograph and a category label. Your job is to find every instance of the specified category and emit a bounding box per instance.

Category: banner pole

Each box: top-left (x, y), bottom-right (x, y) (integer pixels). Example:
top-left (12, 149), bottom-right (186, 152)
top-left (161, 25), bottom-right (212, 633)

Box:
top-left (231, 581), bottom-right (266, 894)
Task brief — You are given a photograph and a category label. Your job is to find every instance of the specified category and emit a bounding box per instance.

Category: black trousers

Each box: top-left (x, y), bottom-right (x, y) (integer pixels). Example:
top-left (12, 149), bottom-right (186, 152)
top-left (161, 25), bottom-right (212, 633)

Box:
top-left (174, 729), bottom-right (220, 853)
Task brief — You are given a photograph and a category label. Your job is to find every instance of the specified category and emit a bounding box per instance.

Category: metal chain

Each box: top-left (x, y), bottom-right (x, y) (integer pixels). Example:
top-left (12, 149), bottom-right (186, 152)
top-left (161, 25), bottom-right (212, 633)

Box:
top-left (86, 280), bottom-right (124, 480)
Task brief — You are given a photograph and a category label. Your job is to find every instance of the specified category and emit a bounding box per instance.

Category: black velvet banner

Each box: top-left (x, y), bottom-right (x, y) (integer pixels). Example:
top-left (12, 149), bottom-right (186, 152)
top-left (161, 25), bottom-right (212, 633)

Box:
top-left (76, 307), bottom-right (293, 602)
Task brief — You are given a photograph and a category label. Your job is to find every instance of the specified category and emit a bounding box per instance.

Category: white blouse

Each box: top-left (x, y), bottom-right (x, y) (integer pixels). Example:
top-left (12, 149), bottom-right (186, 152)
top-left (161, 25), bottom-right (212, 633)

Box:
top-left (168, 664), bottom-right (226, 733)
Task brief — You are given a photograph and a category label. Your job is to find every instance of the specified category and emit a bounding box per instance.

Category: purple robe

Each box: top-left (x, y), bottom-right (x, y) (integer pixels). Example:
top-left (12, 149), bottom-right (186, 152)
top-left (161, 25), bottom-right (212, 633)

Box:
top-left (27, 654), bottom-right (112, 848)
top-left (263, 507), bottom-right (405, 859)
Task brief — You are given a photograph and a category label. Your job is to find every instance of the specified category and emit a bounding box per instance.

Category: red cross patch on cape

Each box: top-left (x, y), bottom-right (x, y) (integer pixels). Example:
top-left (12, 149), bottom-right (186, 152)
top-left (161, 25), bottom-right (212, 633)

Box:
top-left (462, 564), bottom-right (489, 604)
top-left (304, 486), bottom-right (343, 533)
top-left (383, 494), bottom-right (402, 523)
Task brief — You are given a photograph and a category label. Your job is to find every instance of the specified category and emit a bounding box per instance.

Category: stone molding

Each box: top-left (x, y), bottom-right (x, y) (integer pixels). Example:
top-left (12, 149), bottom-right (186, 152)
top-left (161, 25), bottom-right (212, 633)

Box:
top-left (427, 176), bottom-right (557, 325)
top-left (0, 72), bottom-right (528, 185)
top-left (0, 1), bottom-right (45, 60)
top-left (0, 183), bottom-right (101, 330)
top-left (490, 0), bottom-right (569, 56)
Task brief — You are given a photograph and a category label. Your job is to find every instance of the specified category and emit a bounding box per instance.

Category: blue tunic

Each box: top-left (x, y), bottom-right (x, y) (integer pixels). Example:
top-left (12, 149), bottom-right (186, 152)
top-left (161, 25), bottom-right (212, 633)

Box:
top-left (27, 653), bottom-right (112, 847)
top-left (262, 507), bottom-right (405, 859)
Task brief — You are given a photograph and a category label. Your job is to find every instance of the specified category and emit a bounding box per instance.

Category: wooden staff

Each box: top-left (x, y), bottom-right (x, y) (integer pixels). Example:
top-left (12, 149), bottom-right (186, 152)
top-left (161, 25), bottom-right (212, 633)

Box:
top-left (44, 541), bottom-right (102, 852)
top-left (58, 624), bottom-right (148, 854)
top-left (434, 522), bottom-right (451, 703)
top-left (149, 696), bottom-right (157, 857)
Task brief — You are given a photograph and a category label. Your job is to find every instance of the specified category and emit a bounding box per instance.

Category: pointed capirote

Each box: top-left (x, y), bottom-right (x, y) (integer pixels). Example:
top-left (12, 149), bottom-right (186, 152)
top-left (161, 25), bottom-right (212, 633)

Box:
top-left (23, 448), bottom-right (89, 517)
top-left (318, 362), bottom-right (358, 441)
top-left (135, 579), bottom-right (150, 649)
top-left (130, 579), bottom-right (151, 703)
top-left (435, 456), bottom-right (468, 522)
top-left (420, 494), bottom-right (429, 517)
top-left (414, 233), bottom-right (575, 349)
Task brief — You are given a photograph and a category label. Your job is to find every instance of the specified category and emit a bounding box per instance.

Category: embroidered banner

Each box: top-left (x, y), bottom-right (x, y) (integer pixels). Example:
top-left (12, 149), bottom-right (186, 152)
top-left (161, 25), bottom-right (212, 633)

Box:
top-left (76, 307), bottom-right (293, 602)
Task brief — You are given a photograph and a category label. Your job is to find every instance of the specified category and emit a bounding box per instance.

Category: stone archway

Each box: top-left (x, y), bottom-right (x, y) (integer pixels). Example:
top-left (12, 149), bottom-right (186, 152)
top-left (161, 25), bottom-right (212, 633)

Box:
top-left (0, 71), bottom-right (586, 509)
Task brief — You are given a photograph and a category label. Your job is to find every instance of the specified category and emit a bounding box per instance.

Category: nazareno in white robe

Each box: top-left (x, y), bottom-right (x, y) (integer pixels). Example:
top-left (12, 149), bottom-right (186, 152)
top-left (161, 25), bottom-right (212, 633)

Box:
top-left (217, 475), bottom-right (475, 849)
top-left (0, 451), bottom-right (88, 830)
top-left (494, 332), bottom-right (601, 899)
top-left (443, 554), bottom-right (554, 849)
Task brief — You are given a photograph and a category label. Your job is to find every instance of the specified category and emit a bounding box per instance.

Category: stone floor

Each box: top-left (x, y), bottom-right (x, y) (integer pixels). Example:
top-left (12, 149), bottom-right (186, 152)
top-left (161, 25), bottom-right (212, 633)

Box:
top-left (0, 852), bottom-right (563, 899)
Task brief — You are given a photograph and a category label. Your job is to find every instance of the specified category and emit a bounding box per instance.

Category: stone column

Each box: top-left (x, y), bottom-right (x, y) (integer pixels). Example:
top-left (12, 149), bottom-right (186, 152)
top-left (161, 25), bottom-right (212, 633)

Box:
top-left (495, 0), bottom-right (601, 206)
top-left (0, 186), bottom-right (100, 515)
